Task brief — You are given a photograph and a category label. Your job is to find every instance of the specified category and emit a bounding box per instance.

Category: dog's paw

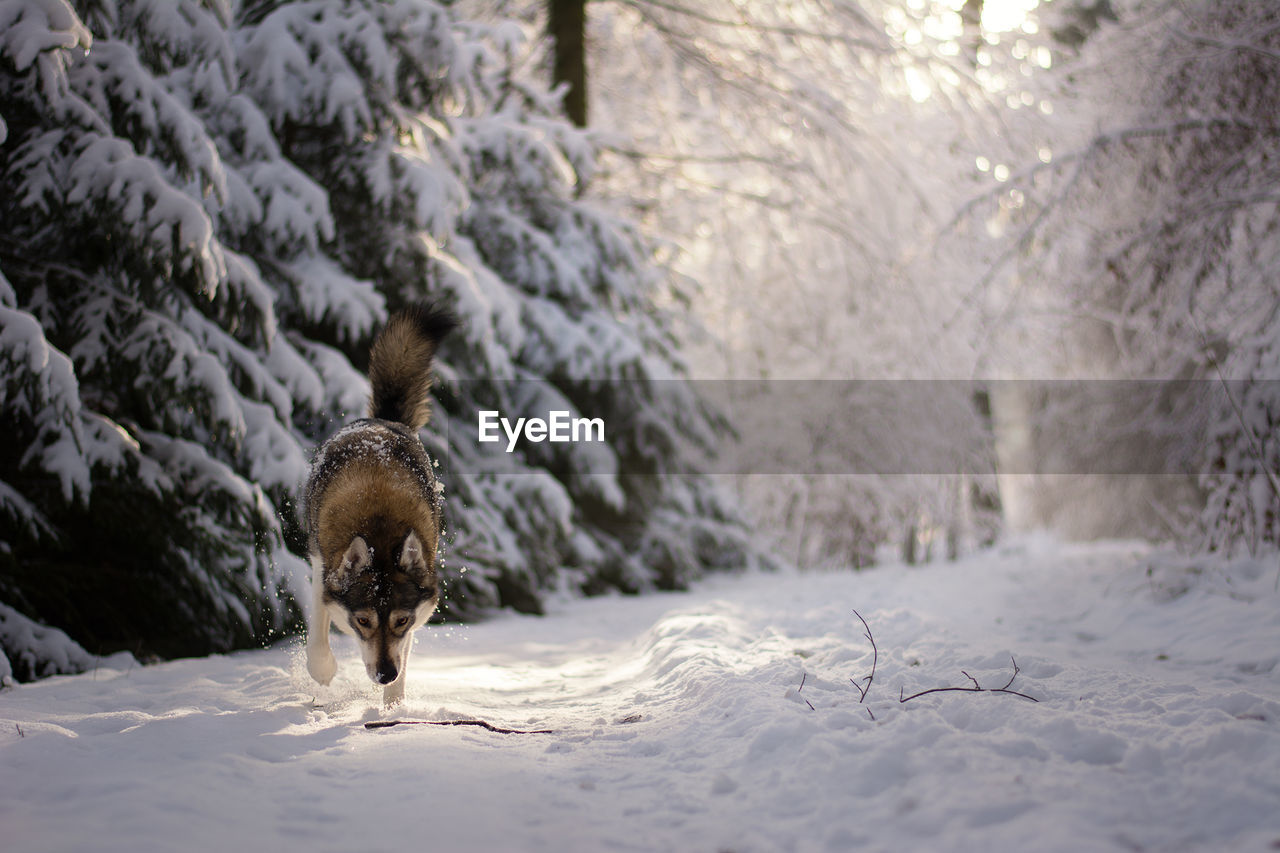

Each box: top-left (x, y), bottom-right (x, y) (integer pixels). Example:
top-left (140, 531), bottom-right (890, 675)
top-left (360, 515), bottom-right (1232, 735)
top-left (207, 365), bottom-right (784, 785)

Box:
top-left (306, 647), bottom-right (338, 686)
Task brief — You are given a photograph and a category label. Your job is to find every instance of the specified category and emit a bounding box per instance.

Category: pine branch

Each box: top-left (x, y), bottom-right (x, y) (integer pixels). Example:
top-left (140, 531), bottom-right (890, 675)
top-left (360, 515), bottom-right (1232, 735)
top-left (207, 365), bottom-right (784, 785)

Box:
top-left (898, 656), bottom-right (1038, 704)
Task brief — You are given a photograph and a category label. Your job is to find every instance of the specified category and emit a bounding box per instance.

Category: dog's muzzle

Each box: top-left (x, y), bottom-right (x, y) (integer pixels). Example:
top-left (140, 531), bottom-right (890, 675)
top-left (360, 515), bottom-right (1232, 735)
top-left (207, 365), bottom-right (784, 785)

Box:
top-left (374, 661), bottom-right (399, 684)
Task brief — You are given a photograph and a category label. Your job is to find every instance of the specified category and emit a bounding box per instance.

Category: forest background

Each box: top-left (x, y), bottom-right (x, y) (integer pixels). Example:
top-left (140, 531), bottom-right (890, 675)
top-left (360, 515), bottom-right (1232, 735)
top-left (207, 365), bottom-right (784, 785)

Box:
top-left (2, 0), bottom-right (1277, 681)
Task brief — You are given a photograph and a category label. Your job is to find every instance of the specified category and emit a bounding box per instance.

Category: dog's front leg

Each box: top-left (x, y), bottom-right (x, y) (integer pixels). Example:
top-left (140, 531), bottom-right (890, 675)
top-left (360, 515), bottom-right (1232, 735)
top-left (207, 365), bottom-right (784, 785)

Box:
top-left (306, 556), bottom-right (338, 686)
top-left (382, 671), bottom-right (406, 706)
top-left (307, 616), bottom-right (338, 686)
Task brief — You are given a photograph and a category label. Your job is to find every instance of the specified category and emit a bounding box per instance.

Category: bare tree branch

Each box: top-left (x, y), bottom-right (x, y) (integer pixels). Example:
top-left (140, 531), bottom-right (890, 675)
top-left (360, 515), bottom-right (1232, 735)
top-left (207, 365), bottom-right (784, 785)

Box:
top-left (1171, 26), bottom-right (1280, 62)
top-left (898, 655), bottom-right (1038, 704)
top-left (941, 116), bottom-right (1280, 241)
top-left (614, 0), bottom-right (890, 51)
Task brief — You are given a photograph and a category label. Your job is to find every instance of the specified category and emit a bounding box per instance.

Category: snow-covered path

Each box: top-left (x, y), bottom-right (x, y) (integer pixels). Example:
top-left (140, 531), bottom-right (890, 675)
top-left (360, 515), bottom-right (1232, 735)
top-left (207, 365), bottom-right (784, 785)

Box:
top-left (2, 537), bottom-right (1279, 852)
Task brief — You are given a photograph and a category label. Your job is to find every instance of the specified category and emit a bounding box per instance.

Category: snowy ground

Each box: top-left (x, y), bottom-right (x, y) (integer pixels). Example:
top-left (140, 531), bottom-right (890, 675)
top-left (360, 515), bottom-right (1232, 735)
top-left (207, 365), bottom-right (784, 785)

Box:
top-left (2, 536), bottom-right (1279, 852)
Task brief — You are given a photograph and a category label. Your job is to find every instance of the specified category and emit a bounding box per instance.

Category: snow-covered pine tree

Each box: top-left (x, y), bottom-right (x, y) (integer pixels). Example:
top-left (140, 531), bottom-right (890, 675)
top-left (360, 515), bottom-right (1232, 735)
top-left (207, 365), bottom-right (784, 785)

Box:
top-left (0, 0), bottom-right (757, 678)
top-left (0, 0), bottom-right (308, 670)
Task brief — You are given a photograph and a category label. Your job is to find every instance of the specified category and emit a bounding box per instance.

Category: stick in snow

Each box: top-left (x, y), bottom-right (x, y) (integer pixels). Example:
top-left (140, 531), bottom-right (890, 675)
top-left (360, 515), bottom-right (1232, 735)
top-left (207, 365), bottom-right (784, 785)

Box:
top-left (898, 655), bottom-right (1039, 704)
top-left (797, 671), bottom-right (816, 711)
top-left (365, 719), bottom-right (554, 734)
top-left (851, 609), bottom-right (877, 720)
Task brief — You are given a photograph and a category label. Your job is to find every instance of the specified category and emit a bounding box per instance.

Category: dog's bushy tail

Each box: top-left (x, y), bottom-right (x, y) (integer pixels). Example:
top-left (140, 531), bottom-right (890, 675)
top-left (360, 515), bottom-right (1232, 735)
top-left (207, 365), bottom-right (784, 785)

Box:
top-left (367, 302), bottom-right (457, 430)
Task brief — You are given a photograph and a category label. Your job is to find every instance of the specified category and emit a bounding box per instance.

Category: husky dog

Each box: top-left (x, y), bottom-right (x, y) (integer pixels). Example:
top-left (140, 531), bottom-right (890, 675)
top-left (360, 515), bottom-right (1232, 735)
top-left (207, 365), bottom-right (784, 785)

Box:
top-left (304, 304), bottom-right (456, 705)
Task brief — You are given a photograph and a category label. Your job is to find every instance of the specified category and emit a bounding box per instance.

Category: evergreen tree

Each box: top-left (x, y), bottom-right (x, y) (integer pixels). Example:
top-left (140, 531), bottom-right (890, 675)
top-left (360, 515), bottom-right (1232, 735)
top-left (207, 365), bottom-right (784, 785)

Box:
top-left (0, 0), bottom-right (759, 679)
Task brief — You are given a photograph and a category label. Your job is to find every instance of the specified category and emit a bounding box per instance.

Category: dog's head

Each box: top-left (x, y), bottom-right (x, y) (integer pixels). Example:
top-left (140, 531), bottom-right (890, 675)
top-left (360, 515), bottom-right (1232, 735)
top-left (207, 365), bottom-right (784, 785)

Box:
top-left (323, 529), bottom-right (440, 686)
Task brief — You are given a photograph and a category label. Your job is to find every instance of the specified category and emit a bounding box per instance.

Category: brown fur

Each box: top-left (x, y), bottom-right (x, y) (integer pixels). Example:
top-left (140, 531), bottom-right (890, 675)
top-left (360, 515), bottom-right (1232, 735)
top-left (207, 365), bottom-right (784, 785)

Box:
top-left (367, 303), bottom-right (455, 430)
top-left (312, 445), bottom-right (439, 587)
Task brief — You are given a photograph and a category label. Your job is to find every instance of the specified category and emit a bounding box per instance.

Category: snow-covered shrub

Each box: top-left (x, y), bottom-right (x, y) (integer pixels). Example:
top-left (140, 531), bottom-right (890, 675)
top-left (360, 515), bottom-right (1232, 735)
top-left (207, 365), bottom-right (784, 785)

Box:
top-left (0, 0), bottom-right (760, 677)
top-left (942, 0), bottom-right (1280, 548)
top-left (0, 599), bottom-right (95, 683)
top-left (1202, 376), bottom-right (1280, 554)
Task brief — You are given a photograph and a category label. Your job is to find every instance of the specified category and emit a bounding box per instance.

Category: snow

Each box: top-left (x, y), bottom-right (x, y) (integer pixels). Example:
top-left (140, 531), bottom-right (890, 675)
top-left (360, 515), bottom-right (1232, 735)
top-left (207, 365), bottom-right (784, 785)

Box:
top-left (2, 536), bottom-right (1278, 851)
top-left (0, 304), bottom-right (91, 502)
top-left (0, 0), bottom-right (90, 74)
top-left (287, 254), bottom-right (385, 345)
top-left (0, 601), bottom-right (96, 686)
top-left (64, 132), bottom-right (224, 294)
top-left (242, 160), bottom-right (335, 255)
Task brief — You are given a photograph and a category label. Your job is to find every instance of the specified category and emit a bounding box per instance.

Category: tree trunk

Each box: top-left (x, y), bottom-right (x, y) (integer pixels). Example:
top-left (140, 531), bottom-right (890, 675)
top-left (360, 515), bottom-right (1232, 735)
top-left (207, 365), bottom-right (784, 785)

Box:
top-left (549, 0), bottom-right (588, 127)
top-left (961, 0), bottom-right (984, 67)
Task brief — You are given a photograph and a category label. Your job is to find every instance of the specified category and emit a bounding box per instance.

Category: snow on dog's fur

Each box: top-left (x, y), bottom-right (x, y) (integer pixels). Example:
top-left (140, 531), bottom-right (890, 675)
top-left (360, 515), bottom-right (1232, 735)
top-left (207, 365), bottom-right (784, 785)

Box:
top-left (304, 304), bottom-right (455, 705)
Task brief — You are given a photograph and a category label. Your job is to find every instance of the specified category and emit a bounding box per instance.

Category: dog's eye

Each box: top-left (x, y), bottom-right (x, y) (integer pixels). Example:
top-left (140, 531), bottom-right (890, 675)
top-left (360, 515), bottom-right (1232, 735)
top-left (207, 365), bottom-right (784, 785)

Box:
top-left (356, 616), bottom-right (371, 628)
top-left (394, 616), bottom-right (410, 629)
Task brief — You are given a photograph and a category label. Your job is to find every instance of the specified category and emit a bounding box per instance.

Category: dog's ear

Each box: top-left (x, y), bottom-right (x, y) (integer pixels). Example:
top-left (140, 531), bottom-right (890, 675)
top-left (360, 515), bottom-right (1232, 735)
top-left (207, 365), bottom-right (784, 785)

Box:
top-left (399, 530), bottom-right (430, 577)
top-left (331, 536), bottom-right (371, 589)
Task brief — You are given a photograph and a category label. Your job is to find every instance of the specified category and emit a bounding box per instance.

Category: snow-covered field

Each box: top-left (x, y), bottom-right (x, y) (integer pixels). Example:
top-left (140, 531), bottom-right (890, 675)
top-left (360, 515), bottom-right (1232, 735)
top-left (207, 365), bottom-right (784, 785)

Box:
top-left (2, 536), bottom-right (1278, 852)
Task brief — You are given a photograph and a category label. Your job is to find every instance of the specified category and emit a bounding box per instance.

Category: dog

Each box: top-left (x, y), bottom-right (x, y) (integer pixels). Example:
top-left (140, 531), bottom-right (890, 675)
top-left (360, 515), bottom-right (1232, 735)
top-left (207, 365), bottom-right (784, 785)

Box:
top-left (304, 303), bottom-right (456, 705)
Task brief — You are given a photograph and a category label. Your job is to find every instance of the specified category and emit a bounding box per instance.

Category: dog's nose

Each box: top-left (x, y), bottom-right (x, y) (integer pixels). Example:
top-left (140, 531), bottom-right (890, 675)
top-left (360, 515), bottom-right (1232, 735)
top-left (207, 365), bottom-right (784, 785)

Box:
top-left (374, 661), bottom-right (398, 684)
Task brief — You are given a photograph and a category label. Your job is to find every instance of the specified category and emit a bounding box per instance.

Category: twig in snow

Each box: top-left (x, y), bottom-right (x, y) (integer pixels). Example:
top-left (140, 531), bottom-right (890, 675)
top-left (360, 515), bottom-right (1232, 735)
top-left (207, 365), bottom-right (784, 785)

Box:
top-left (999, 661), bottom-right (1024, 692)
top-left (797, 671), bottom-right (816, 710)
top-left (15, 723), bottom-right (24, 738)
top-left (898, 655), bottom-right (1039, 704)
top-left (365, 719), bottom-right (554, 734)
top-left (850, 609), bottom-right (877, 703)
top-left (850, 609), bottom-right (878, 720)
